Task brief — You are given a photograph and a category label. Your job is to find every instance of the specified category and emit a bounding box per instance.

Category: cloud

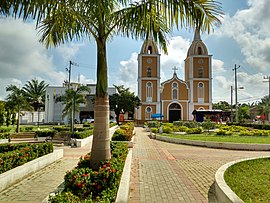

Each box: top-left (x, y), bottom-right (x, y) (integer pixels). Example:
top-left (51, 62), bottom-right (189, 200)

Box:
top-left (213, 59), bottom-right (226, 72)
top-left (216, 0), bottom-right (270, 72)
top-left (0, 18), bottom-right (93, 100)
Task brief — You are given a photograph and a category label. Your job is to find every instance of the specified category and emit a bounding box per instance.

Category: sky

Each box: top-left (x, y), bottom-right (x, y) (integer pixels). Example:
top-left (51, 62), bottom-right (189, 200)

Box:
top-left (0, 0), bottom-right (269, 104)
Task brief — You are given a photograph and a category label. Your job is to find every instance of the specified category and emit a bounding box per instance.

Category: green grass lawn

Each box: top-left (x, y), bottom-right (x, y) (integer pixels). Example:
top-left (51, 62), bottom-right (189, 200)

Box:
top-left (224, 158), bottom-right (270, 203)
top-left (160, 133), bottom-right (270, 144)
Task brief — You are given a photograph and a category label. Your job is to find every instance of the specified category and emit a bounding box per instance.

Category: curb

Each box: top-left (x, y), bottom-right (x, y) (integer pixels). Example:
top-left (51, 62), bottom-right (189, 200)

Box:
top-left (115, 148), bottom-right (133, 203)
top-left (214, 156), bottom-right (270, 203)
top-left (0, 149), bottom-right (63, 192)
top-left (155, 134), bottom-right (270, 151)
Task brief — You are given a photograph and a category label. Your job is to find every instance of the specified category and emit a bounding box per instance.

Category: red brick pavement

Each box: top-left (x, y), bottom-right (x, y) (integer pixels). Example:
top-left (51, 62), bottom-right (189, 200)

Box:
top-left (129, 127), bottom-right (270, 203)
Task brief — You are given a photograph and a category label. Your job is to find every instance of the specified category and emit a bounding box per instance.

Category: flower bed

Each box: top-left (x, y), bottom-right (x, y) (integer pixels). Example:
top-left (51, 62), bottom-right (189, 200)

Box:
top-left (0, 142), bottom-right (53, 174)
top-left (112, 122), bottom-right (134, 141)
top-left (49, 142), bottom-right (128, 202)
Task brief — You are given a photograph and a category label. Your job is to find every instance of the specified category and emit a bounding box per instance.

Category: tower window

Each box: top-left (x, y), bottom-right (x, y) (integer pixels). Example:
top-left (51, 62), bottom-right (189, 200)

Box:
top-left (172, 82), bottom-right (178, 100)
top-left (198, 47), bottom-right (202, 55)
top-left (198, 67), bottom-right (203, 78)
top-left (146, 82), bottom-right (153, 102)
top-left (145, 106), bottom-right (152, 120)
top-left (198, 82), bottom-right (204, 103)
top-left (148, 46), bottom-right (152, 54)
top-left (147, 67), bottom-right (152, 77)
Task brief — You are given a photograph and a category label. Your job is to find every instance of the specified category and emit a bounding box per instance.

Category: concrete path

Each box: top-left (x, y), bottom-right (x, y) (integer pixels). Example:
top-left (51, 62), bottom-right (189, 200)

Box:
top-left (0, 143), bottom-right (92, 203)
top-left (129, 127), bottom-right (270, 203)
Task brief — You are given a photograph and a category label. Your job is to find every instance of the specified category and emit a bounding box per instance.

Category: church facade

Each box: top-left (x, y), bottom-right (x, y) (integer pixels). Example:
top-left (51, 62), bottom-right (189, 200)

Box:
top-left (135, 28), bottom-right (213, 123)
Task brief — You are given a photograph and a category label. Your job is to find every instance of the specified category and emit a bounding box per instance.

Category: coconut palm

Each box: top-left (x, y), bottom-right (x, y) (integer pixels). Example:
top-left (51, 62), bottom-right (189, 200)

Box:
top-left (257, 95), bottom-right (270, 121)
top-left (1, 0), bottom-right (223, 168)
top-left (55, 85), bottom-right (90, 120)
top-left (22, 79), bottom-right (48, 111)
top-left (5, 85), bottom-right (30, 132)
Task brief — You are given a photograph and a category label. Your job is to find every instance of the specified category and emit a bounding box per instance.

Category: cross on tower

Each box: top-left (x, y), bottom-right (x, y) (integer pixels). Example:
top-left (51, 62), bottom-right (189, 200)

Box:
top-left (172, 66), bottom-right (178, 74)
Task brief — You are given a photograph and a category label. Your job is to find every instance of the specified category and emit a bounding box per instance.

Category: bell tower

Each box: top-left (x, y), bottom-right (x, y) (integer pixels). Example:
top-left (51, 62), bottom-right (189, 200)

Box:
top-left (137, 36), bottom-right (161, 122)
top-left (185, 27), bottom-right (212, 118)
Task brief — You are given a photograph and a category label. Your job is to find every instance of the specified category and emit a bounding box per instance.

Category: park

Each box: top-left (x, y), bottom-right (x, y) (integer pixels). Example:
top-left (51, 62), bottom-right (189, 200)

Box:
top-left (0, 0), bottom-right (270, 203)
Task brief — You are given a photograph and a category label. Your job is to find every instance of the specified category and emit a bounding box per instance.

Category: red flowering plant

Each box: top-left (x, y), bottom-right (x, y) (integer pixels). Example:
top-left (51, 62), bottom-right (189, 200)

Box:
top-left (59, 142), bottom-right (128, 202)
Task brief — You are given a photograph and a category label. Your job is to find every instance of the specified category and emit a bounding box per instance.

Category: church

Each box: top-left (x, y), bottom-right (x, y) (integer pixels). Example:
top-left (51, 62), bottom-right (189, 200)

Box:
top-left (135, 28), bottom-right (213, 123)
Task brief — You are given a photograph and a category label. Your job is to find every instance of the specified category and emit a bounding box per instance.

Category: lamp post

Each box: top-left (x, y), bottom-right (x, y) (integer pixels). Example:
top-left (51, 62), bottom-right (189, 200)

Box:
top-left (71, 89), bottom-right (77, 147)
top-left (233, 86), bottom-right (244, 123)
top-left (159, 86), bottom-right (164, 133)
top-left (37, 96), bottom-right (42, 130)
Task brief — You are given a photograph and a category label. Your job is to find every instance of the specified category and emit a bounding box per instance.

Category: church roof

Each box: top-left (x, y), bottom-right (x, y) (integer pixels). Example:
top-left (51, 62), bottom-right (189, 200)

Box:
top-left (140, 35), bottom-right (159, 54)
top-left (161, 72), bottom-right (189, 89)
top-left (187, 27), bottom-right (208, 57)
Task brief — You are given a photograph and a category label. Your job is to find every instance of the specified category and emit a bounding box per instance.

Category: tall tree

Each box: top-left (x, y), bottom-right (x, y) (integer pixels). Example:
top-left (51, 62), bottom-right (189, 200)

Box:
top-left (1, 0), bottom-right (223, 168)
top-left (109, 85), bottom-right (141, 125)
top-left (5, 85), bottom-right (30, 132)
top-left (55, 85), bottom-right (90, 125)
top-left (257, 95), bottom-right (270, 121)
top-left (22, 79), bottom-right (49, 111)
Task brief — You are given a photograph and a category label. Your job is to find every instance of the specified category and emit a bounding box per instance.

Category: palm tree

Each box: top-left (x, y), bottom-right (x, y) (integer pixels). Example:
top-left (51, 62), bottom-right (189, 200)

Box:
top-left (55, 85), bottom-right (90, 121)
top-left (22, 79), bottom-right (49, 111)
top-left (1, 0), bottom-right (223, 168)
top-left (257, 96), bottom-right (270, 121)
top-left (6, 85), bottom-right (30, 132)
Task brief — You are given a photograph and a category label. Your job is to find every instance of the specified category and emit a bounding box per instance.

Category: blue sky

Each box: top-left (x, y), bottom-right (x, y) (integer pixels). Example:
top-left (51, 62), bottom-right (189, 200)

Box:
top-left (0, 0), bottom-right (269, 104)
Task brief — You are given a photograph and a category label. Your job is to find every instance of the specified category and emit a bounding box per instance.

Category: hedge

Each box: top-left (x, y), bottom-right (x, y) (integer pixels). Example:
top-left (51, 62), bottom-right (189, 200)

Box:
top-left (0, 142), bottom-right (53, 174)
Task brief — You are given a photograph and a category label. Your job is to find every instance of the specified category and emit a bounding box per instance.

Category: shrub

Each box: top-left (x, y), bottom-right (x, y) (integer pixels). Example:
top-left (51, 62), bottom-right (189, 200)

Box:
top-left (201, 121), bottom-right (216, 130)
top-left (163, 126), bottom-right (173, 133)
top-left (0, 133), bottom-right (9, 139)
top-left (0, 127), bottom-right (12, 133)
top-left (0, 143), bottom-right (53, 174)
top-left (184, 121), bottom-right (199, 128)
top-left (146, 121), bottom-right (159, 128)
top-left (50, 142), bottom-right (128, 202)
top-left (151, 128), bottom-right (159, 133)
top-left (178, 126), bottom-right (189, 132)
top-left (35, 130), bottom-right (56, 138)
top-left (112, 129), bottom-right (129, 141)
top-left (186, 127), bottom-right (203, 134)
top-left (173, 121), bottom-right (183, 126)
top-left (74, 130), bottom-right (93, 139)
top-left (53, 126), bottom-right (70, 132)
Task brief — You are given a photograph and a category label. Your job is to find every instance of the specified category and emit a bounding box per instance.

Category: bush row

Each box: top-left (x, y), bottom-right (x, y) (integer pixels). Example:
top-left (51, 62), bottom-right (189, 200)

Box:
top-left (0, 142), bottom-right (53, 174)
top-left (227, 122), bottom-right (270, 130)
top-left (112, 122), bottom-right (134, 141)
top-left (49, 142), bottom-right (128, 202)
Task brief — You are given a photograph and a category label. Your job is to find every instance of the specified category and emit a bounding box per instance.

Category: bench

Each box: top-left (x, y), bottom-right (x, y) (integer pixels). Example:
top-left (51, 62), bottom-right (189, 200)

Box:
top-left (45, 133), bottom-right (71, 146)
top-left (8, 132), bottom-right (47, 144)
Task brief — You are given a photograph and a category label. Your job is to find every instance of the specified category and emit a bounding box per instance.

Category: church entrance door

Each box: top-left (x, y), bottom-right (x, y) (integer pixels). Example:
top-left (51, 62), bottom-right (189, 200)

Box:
top-left (169, 103), bottom-right (181, 123)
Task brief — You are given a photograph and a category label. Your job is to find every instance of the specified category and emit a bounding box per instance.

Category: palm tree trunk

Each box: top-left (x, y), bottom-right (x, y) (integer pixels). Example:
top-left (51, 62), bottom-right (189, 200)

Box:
top-left (90, 38), bottom-right (111, 169)
top-left (16, 105), bottom-right (20, 133)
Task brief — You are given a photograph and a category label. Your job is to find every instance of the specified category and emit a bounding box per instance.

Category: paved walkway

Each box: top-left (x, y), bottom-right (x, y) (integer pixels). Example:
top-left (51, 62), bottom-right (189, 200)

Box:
top-left (128, 127), bottom-right (270, 203)
top-left (0, 143), bottom-right (92, 203)
top-left (1, 127), bottom-right (270, 203)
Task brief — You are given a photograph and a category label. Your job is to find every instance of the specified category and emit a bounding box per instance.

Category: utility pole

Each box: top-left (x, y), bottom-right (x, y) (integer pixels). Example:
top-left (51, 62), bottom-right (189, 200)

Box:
top-left (66, 60), bottom-right (79, 89)
top-left (230, 86), bottom-right (233, 122)
top-left (233, 64), bottom-right (240, 123)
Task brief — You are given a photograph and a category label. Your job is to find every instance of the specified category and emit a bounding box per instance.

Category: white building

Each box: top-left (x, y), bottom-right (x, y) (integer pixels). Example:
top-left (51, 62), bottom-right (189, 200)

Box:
top-left (45, 83), bottom-right (116, 124)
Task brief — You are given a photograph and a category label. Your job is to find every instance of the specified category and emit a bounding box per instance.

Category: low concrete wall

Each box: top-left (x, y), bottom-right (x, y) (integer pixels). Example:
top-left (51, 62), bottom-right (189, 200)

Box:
top-left (0, 139), bottom-right (8, 144)
top-left (155, 135), bottom-right (270, 151)
top-left (115, 149), bottom-right (133, 203)
top-left (0, 149), bottom-right (63, 192)
top-left (74, 125), bottom-right (119, 148)
top-left (215, 156), bottom-right (270, 203)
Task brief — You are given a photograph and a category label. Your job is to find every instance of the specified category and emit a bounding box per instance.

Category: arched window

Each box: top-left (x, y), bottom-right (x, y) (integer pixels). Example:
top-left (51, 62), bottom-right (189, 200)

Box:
top-left (198, 47), bottom-right (202, 55)
top-left (147, 67), bottom-right (152, 77)
top-left (146, 82), bottom-right (152, 102)
top-left (148, 46), bottom-right (152, 54)
top-left (172, 82), bottom-right (178, 100)
top-left (145, 106), bottom-right (152, 120)
top-left (198, 67), bottom-right (203, 78)
top-left (198, 82), bottom-right (204, 103)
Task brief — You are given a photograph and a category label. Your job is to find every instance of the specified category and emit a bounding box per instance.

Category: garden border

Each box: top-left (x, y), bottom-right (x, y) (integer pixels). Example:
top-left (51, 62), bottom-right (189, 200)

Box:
top-left (214, 156), bottom-right (270, 203)
top-left (0, 149), bottom-right (63, 192)
top-left (154, 134), bottom-right (270, 151)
